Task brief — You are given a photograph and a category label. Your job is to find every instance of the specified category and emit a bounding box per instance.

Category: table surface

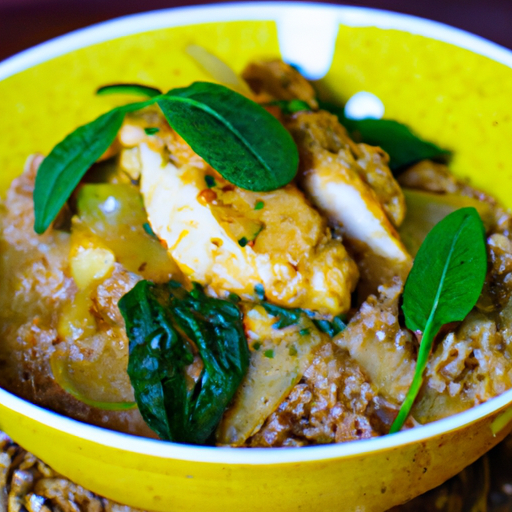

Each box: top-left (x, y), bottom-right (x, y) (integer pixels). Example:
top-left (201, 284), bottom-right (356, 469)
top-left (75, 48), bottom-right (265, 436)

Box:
top-left (1, 1), bottom-right (511, 510)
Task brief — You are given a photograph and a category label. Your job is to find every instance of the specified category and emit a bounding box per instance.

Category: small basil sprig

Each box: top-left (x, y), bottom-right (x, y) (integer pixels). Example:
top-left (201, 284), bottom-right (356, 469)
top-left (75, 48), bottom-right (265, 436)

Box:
top-left (118, 280), bottom-right (249, 445)
top-left (34, 82), bottom-right (299, 234)
top-left (389, 207), bottom-right (487, 433)
top-left (319, 100), bottom-right (450, 173)
top-left (96, 83), bottom-right (163, 98)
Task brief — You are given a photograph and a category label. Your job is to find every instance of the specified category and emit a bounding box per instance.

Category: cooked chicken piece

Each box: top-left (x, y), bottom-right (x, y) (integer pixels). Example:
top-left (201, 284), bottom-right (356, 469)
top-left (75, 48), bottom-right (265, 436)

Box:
top-left (242, 59), bottom-right (318, 109)
top-left (354, 143), bottom-right (406, 227)
top-left (242, 60), bottom-right (406, 227)
top-left (286, 111), bottom-right (412, 296)
top-left (137, 141), bottom-right (359, 315)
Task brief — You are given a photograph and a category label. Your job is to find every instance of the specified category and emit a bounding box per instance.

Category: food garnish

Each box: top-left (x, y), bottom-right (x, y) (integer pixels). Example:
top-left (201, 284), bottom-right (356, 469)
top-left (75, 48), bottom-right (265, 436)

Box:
top-left (34, 82), bottom-right (299, 234)
top-left (320, 101), bottom-right (451, 172)
top-left (96, 83), bottom-right (163, 98)
top-left (118, 280), bottom-right (249, 444)
top-left (390, 207), bottom-right (487, 433)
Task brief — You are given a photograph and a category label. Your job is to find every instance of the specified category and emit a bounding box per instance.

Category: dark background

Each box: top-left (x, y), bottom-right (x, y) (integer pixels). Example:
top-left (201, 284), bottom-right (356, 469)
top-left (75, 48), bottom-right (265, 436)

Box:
top-left (0, 0), bottom-right (511, 63)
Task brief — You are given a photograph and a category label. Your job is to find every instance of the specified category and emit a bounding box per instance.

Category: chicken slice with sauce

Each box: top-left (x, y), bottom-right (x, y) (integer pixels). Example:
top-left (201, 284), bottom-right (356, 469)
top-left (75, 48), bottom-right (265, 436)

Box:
top-left (241, 60), bottom-right (411, 296)
top-left (118, 114), bottom-right (359, 316)
top-left (286, 111), bottom-right (412, 297)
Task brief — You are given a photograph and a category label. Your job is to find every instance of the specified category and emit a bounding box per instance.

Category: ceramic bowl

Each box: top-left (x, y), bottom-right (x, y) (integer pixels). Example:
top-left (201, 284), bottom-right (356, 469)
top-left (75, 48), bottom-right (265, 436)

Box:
top-left (1, 3), bottom-right (512, 511)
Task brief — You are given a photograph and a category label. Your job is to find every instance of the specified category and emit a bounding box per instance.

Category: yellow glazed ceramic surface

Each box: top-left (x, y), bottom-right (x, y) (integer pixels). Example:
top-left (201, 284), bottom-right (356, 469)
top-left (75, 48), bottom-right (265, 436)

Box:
top-left (1, 4), bottom-right (512, 511)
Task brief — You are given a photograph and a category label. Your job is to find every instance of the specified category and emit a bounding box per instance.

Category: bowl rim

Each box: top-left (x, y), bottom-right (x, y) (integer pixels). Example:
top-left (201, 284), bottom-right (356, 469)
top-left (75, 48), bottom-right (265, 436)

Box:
top-left (1, 1), bottom-right (512, 465)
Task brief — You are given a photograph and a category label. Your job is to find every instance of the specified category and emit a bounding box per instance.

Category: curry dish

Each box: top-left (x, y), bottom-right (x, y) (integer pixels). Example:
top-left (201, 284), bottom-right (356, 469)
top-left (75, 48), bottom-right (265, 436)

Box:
top-left (0, 59), bottom-right (511, 447)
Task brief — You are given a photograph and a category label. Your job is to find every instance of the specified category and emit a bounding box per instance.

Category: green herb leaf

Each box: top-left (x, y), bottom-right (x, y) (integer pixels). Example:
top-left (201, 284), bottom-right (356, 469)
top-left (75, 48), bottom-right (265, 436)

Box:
top-left (96, 83), bottom-right (162, 98)
top-left (319, 101), bottom-right (450, 173)
top-left (313, 314), bottom-right (347, 338)
top-left (261, 302), bottom-right (303, 329)
top-left (158, 82), bottom-right (299, 191)
top-left (389, 207), bottom-right (487, 433)
top-left (118, 280), bottom-right (250, 444)
top-left (205, 175), bottom-right (216, 188)
top-left (254, 200), bottom-right (264, 210)
top-left (254, 283), bottom-right (265, 300)
top-left (264, 99), bottom-right (311, 115)
top-left (142, 222), bottom-right (157, 239)
top-left (33, 110), bottom-right (124, 234)
top-left (33, 97), bottom-right (158, 234)
top-left (263, 349), bottom-right (274, 359)
top-left (238, 237), bottom-right (248, 247)
top-left (144, 127), bottom-right (160, 135)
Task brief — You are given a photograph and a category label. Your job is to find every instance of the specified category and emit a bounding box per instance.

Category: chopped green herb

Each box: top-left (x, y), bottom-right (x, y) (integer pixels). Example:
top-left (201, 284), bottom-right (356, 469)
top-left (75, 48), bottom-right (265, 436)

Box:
top-left (142, 222), bottom-right (157, 239)
top-left (144, 127), bottom-right (160, 135)
top-left (228, 292), bottom-right (241, 303)
top-left (118, 280), bottom-right (249, 444)
top-left (313, 314), bottom-right (347, 338)
top-left (261, 302), bottom-right (303, 329)
top-left (205, 175), bottom-right (217, 188)
top-left (254, 283), bottom-right (265, 300)
top-left (238, 237), bottom-right (249, 247)
top-left (299, 328), bottom-right (310, 336)
top-left (254, 200), bottom-right (264, 210)
top-left (252, 342), bottom-right (262, 351)
top-left (264, 349), bottom-right (274, 359)
top-left (389, 208), bottom-right (487, 433)
top-left (289, 345), bottom-right (298, 356)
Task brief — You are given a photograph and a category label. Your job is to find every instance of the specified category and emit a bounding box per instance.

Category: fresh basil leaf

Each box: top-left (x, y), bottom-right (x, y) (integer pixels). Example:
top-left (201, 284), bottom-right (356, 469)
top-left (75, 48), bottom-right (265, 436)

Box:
top-left (319, 101), bottom-right (450, 173)
top-left (144, 127), bottom-right (160, 135)
top-left (34, 110), bottom-right (124, 234)
top-left (96, 83), bottom-right (162, 98)
top-left (261, 302), bottom-right (304, 329)
top-left (33, 98), bottom-right (158, 234)
top-left (118, 280), bottom-right (249, 444)
top-left (158, 82), bottom-right (299, 191)
top-left (390, 207), bottom-right (487, 433)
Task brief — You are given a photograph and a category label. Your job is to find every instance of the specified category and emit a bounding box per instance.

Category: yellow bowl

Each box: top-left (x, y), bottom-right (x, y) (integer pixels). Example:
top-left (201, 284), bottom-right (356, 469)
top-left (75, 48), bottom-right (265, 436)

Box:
top-left (1, 4), bottom-right (512, 511)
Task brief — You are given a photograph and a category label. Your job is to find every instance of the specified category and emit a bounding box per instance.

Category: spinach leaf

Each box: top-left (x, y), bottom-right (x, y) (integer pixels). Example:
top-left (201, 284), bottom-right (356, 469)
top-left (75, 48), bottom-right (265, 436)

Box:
top-left (118, 280), bottom-right (249, 444)
top-left (33, 97), bottom-right (158, 234)
top-left (389, 207), bottom-right (487, 433)
top-left (319, 101), bottom-right (450, 173)
top-left (96, 83), bottom-right (162, 98)
top-left (158, 82), bottom-right (299, 191)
